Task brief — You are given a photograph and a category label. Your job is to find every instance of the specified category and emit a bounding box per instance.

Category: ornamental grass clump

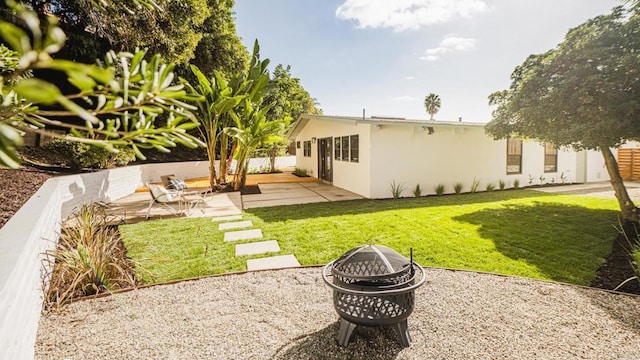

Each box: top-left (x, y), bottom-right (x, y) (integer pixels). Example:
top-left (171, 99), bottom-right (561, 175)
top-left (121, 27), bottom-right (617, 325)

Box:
top-left (513, 179), bottom-right (520, 189)
top-left (434, 183), bottom-right (445, 196)
top-left (470, 178), bottom-right (480, 193)
top-left (42, 203), bottom-right (136, 310)
top-left (499, 179), bottom-right (506, 190)
top-left (390, 180), bottom-right (405, 199)
top-left (453, 182), bottom-right (464, 194)
top-left (412, 184), bottom-right (422, 197)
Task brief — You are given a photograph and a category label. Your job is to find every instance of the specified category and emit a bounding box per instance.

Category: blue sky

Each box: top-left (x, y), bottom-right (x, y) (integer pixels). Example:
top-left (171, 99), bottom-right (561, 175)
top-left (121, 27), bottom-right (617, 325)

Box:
top-left (235, 0), bottom-right (619, 123)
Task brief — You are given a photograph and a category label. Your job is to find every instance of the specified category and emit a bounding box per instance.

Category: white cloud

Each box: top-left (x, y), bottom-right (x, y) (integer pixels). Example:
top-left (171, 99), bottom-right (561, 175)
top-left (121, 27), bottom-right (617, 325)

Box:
top-left (421, 35), bottom-right (476, 61)
top-left (393, 95), bottom-right (419, 103)
top-left (405, 76), bottom-right (415, 80)
top-left (336, 0), bottom-right (488, 32)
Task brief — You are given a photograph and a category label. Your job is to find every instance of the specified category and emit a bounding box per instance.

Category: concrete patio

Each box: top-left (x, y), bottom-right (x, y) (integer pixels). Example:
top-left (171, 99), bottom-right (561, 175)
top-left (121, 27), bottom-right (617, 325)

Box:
top-left (104, 174), bottom-right (363, 222)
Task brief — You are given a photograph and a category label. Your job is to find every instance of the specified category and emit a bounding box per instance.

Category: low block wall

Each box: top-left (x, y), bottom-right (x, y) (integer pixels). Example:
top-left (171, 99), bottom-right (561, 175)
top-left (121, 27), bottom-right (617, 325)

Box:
top-left (0, 156), bottom-right (295, 359)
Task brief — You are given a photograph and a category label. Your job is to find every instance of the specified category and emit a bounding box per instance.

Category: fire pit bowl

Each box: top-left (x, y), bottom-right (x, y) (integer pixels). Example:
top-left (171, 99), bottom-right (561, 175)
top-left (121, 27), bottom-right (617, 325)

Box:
top-left (322, 245), bottom-right (426, 348)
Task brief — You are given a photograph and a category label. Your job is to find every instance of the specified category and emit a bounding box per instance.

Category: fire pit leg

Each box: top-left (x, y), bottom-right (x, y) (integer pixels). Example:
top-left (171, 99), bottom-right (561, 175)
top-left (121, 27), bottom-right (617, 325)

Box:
top-left (336, 318), bottom-right (357, 347)
top-left (393, 319), bottom-right (411, 348)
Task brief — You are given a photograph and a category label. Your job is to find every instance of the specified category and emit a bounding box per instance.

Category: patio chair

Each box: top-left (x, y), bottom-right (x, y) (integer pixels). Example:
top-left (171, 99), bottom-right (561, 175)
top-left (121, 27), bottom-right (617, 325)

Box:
top-left (145, 183), bottom-right (206, 219)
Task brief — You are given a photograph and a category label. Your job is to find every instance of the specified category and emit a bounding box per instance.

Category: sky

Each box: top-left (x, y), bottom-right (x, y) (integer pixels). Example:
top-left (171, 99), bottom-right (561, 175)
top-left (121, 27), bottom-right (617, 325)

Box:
top-left (234, 0), bottom-right (620, 123)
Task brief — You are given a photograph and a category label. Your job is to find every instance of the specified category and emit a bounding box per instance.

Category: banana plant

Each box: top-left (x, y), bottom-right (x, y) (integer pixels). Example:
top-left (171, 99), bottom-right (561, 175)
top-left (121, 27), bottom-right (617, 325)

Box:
top-left (218, 40), bottom-right (271, 186)
top-left (0, 1), bottom-right (204, 168)
top-left (183, 66), bottom-right (245, 189)
top-left (225, 100), bottom-right (284, 190)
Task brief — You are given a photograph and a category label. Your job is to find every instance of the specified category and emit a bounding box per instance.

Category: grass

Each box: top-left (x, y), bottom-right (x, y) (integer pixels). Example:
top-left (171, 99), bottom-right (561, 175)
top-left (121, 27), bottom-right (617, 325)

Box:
top-left (120, 190), bottom-right (620, 286)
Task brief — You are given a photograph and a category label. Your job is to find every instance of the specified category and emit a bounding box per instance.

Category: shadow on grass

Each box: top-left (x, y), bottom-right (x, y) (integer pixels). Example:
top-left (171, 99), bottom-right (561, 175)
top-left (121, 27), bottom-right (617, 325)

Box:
top-left (247, 190), bottom-right (554, 222)
top-left (272, 322), bottom-right (402, 360)
top-left (453, 202), bottom-right (619, 285)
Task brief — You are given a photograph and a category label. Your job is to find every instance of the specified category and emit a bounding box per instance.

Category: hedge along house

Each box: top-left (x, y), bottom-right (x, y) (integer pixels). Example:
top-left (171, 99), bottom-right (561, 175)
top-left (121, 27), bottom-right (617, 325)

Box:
top-left (288, 115), bottom-right (609, 199)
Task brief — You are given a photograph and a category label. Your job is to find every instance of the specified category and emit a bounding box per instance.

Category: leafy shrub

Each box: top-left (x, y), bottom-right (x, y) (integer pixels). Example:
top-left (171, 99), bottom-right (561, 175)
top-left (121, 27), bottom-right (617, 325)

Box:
top-left (292, 167), bottom-right (310, 177)
top-left (513, 179), bottom-right (520, 189)
top-left (45, 138), bottom-right (135, 170)
top-left (470, 177), bottom-right (480, 193)
top-left (486, 183), bottom-right (495, 192)
top-left (42, 203), bottom-right (136, 310)
top-left (498, 180), bottom-right (506, 190)
top-left (434, 183), bottom-right (445, 196)
top-left (453, 182), bottom-right (463, 194)
top-left (528, 174), bottom-right (534, 186)
top-left (412, 184), bottom-right (422, 197)
top-left (390, 180), bottom-right (405, 199)
top-left (539, 174), bottom-right (546, 185)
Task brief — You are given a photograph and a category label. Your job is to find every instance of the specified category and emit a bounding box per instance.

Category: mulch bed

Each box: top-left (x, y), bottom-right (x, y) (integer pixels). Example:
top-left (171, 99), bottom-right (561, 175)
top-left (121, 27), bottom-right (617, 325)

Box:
top-left (591, 234), bottom-right (640, 294)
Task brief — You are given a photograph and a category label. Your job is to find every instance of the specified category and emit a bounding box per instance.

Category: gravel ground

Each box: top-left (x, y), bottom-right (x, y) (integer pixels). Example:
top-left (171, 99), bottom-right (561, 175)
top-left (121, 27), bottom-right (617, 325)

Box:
top-left (36, 267), bottom-right (640, 359)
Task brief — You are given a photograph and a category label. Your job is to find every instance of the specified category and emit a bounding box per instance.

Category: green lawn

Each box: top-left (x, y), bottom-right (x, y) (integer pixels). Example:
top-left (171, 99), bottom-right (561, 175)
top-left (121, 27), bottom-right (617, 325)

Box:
top-left (119, 190), bottom-right (620, 286)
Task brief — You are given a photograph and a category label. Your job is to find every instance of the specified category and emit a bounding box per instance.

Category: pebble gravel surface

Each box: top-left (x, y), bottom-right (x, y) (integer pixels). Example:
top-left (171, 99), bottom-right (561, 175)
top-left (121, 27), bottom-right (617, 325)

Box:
top-left (36, 267), bottom-right (640, 359)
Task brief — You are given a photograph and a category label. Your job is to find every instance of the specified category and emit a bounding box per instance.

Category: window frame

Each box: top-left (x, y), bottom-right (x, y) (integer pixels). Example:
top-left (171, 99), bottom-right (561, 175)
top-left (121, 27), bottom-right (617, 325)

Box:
top-left (544, 142), bottom-right (558, 173)
top-left (506, 137), bottom-right (523, 175)
top-left (341, 136), bottom-right (349, 161)
top-left (350, 135), bottom-right (359, 163)
top-left (303, 141), bottom-right (311, 157)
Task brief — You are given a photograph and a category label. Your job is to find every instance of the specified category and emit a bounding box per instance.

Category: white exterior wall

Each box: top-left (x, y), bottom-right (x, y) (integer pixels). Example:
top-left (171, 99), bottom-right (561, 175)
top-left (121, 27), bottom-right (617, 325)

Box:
top-left (295, 118), bottom-right (587, 199)
top-left (585, 150), bottom-right (609, 182)
top-left (295, 120), bottom-right (372, 197)
top-left (369, 125), bottom-right (503, 198)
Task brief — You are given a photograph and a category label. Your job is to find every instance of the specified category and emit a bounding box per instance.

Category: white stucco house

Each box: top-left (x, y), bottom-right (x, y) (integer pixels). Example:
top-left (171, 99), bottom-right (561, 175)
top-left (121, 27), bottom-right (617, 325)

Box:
top-left (288, 115), bottom-right (610, 199)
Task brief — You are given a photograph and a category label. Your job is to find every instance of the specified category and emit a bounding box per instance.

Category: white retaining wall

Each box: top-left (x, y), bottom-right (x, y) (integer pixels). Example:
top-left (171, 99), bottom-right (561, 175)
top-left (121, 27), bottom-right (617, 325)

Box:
top-left (0, 156), bottom-right (293, 359)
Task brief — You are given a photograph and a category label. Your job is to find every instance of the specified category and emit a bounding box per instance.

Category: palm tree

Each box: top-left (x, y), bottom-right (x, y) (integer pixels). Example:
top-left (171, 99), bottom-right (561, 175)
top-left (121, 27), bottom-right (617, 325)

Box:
top-left (424, 93), bottom-right (441, 121)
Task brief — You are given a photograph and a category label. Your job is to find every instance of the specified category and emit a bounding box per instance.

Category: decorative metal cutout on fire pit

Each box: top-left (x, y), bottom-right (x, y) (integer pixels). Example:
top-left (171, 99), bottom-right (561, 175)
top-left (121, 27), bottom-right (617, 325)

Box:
top-left (322, 245), bottom-right (426, 348)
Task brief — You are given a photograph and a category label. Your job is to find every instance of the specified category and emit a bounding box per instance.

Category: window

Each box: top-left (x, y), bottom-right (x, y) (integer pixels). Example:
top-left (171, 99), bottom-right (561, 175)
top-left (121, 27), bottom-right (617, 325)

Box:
top-left (341, 136), bottom-right (349, 160)
top-left (506, 137), bottom-right (522, 174)
top-left (296, 141), bottom-right (300, 149)
top-left (334, 137), bottom-right (341, 160)
top-left (350, 135), bottom-right (359, 162)
top-left (303, 141), bottom-right (311, 157)
top-left (544, 142), bottom-right (557, 172)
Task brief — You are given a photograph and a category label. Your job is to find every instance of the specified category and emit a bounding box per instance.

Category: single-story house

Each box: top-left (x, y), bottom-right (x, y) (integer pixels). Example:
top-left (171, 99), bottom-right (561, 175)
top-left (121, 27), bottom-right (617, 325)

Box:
top-left (288, 115), bottom-right (611, 199)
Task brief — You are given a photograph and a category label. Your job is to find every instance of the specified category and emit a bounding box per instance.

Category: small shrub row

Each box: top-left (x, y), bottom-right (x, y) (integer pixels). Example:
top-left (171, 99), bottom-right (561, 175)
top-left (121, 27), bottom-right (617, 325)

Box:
top-left (392, 174), bottom-right (564, 198)
top-left (292, 167), bottom-right (310, 177)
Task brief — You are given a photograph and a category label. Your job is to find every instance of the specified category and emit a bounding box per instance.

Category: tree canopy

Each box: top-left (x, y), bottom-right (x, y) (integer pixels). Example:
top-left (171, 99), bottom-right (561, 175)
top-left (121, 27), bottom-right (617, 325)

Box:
top-left (264, 64), bottom-right (322, 122)
top-left (189, 0), bottom-right (249, 77)
top-left (485, 5), bottom-right (640, 221)
top-left (0, 1), bottom-right (204, 168)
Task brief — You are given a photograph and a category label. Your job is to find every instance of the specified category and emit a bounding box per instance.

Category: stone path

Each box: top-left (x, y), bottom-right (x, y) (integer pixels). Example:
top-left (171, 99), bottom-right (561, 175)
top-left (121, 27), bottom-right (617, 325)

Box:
top-left (212, 215), bottom-right (300, 271)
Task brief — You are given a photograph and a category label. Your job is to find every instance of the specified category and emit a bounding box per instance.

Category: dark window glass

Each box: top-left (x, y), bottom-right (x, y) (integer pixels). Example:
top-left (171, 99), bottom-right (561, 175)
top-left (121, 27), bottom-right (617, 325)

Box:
top-left (296, 141), bottom-right (301, 149)
top-left (350, 135), bottom-right (359, 162)
top-left (334, 137), bottom-right (341, 160)
top-left (341, 136), bottom-right (349, 161)
top-left (506, 137), bottom-right (522, 174)
top-left (303, 141), bottom-right (311, 157)
top-left (544, 142), bottom-right (557, 172)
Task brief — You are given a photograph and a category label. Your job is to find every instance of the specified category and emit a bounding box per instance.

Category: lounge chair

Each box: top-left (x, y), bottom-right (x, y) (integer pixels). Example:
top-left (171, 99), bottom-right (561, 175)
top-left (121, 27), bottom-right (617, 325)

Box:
top-left (145, 183), bottom-right (206, 219)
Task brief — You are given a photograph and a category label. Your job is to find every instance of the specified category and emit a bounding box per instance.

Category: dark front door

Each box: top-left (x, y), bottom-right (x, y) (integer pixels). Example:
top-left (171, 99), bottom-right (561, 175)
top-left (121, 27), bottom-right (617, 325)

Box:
top-left (318, 137), bottom-right (333, 183)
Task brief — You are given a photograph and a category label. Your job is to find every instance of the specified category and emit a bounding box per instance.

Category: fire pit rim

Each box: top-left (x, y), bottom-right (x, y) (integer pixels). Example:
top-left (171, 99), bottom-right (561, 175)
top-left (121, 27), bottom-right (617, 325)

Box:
top-left (321, 260), bottom-right (427, 296)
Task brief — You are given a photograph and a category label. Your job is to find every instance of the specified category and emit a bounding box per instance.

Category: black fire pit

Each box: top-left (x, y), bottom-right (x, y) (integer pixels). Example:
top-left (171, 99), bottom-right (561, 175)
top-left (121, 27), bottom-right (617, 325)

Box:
top-left (322, 245), bottom-right (426, 348)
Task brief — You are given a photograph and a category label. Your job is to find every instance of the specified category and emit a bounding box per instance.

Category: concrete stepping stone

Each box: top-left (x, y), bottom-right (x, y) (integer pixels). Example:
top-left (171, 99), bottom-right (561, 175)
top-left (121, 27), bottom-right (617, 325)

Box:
top-left (246, 254), bottom-right (301, 271)
top-left (235, 240), bottom-right (280, 256)
top-left (224, 229), bottom-right (263, 242)
top-left (218, 220), bottom-right (253, 231)
top-left (211, 215), bottom-right (243, 222)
